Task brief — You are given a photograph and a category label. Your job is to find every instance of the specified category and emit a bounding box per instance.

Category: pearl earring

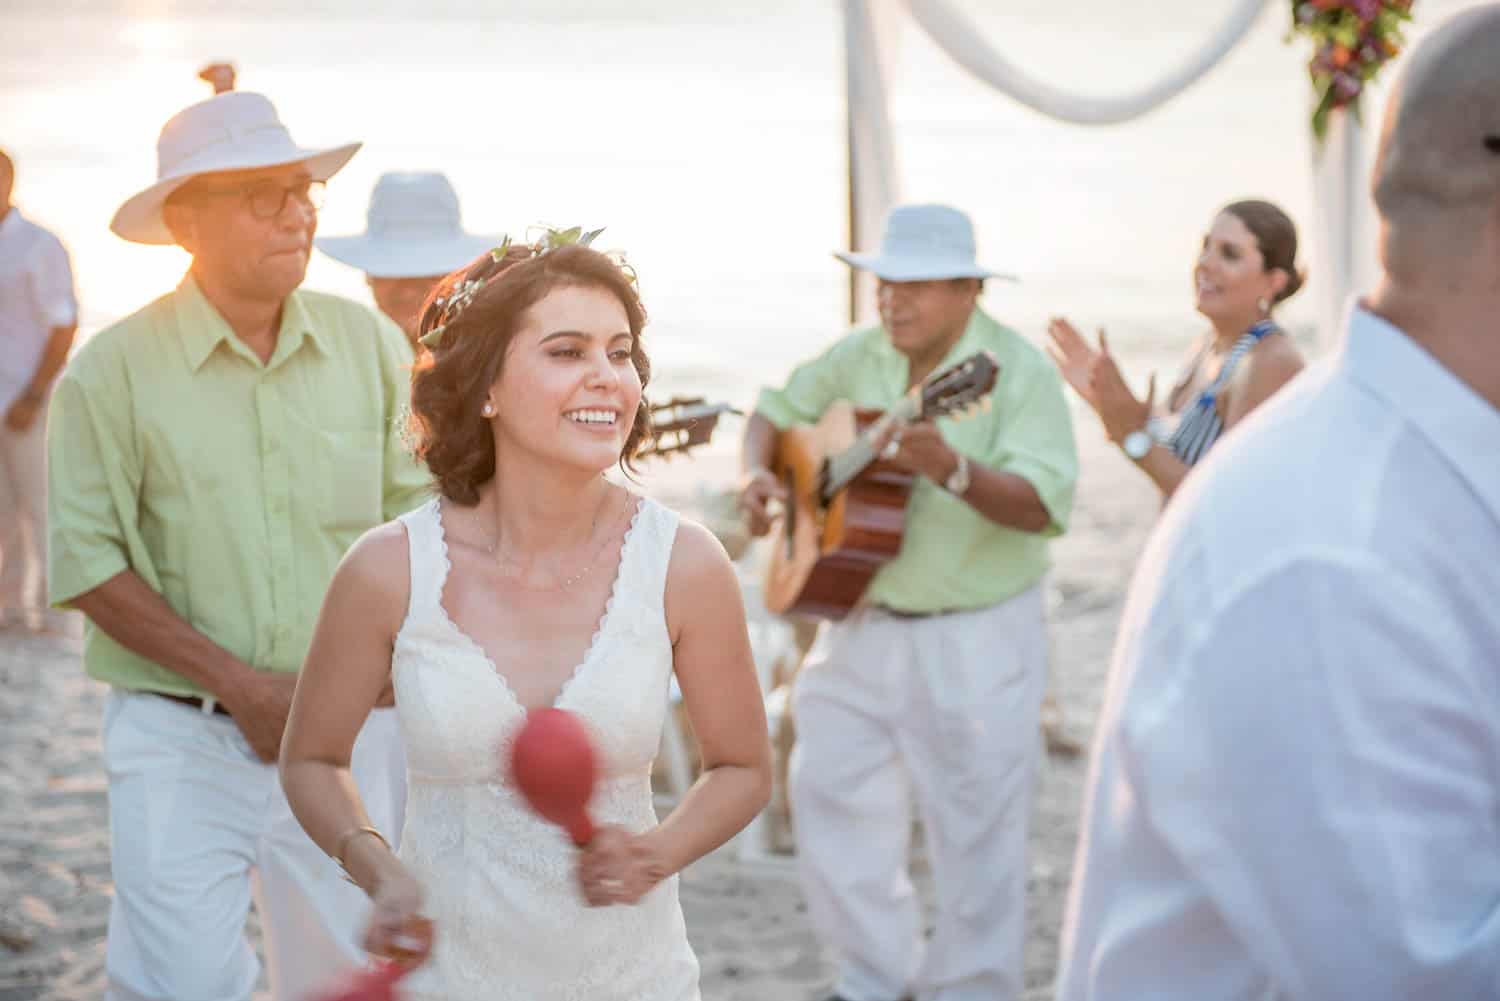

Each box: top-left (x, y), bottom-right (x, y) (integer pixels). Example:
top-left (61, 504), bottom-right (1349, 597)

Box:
top-left (481, 402), bottom-right (495, 418)
top-left (1256, 296), bottom-right (1270, 315)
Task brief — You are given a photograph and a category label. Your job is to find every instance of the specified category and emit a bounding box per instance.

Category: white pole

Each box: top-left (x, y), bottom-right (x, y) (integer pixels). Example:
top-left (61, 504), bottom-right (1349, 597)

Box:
top-left (843, 0), bottom-right (902, 325)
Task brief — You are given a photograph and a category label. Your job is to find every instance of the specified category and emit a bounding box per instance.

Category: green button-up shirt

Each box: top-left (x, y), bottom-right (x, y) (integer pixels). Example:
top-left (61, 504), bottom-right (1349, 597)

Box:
top-left (48, 276), bottom-right (432, 695)
top-left (754, 308), bottom-right (1078, 613)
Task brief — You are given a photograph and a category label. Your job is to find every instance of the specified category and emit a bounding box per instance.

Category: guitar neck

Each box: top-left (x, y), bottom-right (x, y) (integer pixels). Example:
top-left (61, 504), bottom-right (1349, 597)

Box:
top-left (656, 402), bottom-right (735, 424)
top-left (820, 396), bottom-right (921, 502)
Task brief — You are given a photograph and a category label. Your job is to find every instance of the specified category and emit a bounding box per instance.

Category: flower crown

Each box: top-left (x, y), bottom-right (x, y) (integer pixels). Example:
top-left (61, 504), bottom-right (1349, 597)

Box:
top-left (418, 225), bottom-right (610, 349)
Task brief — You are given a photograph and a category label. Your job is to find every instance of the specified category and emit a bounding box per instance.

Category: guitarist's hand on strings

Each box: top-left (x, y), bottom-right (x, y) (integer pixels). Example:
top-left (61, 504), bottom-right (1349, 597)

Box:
top-left (737, 468), bottom-right (787, 537)
top-left (875, 422), bottom-right (961, 485)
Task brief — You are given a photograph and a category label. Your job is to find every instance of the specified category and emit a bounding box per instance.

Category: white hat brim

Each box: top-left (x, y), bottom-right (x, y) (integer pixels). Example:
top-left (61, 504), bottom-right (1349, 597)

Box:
top-left (833, 250), bottom-right (1017, 283)
top-left (315, 231), bottom-right (503, 278)
top-left (110, 142), bottom-right (362, 246)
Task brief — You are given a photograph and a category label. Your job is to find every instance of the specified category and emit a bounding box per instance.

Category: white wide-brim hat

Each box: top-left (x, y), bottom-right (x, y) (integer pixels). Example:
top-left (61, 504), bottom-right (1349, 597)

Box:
top-left (316, 171), bottom-right (502, 278)
top-left (834, 203), bottom-right (1017, 282)
top-left (110, 91), bottom-right (361, 246)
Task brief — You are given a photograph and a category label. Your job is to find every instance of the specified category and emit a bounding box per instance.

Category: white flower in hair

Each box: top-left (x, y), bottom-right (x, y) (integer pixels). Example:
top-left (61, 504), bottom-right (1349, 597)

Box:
top-left (419, 226), bottom-right (614, 349)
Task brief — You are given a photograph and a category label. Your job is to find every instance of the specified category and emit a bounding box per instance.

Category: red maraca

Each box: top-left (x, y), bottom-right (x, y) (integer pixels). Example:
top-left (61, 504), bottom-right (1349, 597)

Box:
top-left (311, 960), bottom-right (407, 1001)
top-left (509, 707), bottom-right (598, 846)
top-left (311, 916), bottom-right (434, 1001)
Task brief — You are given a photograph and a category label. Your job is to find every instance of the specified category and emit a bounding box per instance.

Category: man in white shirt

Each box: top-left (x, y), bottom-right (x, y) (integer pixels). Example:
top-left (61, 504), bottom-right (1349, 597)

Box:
top-left (0, 149), bottom-right (78, 632)
top-left (1056, 8), bottom-right (1500, 1000)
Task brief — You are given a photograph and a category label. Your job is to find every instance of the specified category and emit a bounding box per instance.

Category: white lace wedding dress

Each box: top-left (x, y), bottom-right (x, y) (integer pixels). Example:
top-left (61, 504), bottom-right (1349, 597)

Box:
top-left (389, 495), bottom-right (700, 1001)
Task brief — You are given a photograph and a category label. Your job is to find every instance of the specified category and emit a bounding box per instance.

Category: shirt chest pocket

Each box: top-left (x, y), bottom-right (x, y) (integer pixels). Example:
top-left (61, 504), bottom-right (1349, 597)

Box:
top-left (305, 427), bottom-right (384, 532)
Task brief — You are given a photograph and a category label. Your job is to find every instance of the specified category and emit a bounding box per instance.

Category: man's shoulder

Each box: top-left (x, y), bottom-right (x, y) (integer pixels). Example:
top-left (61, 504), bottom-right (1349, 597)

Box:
top-left (16, 215), bottom-right (67, 254)
top-left (823, 322), bottom-right (890, 360)
top-left (293, 287), bottom-right (384, 331)
top-left (66, 292), bottom-right (178, 382)
top-left (970, 311), bottom-right (1049, 371)
top-left (1154, 361), bottom-right (1393, 579)
top-left (293, 288), bottom-right (409, 359)
top-left (34, 221), bottom-right (69, 257)
top-left (1112, 368), bottom-right (1389, 722)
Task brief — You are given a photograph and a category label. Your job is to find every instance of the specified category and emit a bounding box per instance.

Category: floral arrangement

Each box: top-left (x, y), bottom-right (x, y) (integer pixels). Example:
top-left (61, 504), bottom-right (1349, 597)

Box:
top-left (1288, 0), bottom-right (1414, 141)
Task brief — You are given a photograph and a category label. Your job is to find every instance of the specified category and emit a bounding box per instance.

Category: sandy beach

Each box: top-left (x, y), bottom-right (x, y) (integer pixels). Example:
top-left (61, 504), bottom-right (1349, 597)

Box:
top-left (0, 419), bottom-right (1160, 1001)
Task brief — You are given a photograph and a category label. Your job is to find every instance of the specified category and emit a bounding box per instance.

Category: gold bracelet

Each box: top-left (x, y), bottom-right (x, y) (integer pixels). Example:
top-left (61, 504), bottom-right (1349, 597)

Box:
top-left (334, 825), bottom-right (390, 885)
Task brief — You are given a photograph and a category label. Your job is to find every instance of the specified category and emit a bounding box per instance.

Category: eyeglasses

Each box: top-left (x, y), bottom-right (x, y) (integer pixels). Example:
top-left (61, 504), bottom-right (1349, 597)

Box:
top-left (192, 178), bottom-right (326, 220)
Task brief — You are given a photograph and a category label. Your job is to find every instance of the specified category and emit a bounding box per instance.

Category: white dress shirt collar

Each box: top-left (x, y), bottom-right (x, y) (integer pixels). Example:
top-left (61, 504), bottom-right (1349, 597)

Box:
top-left (1340, 301), bottom-right (1500, 521)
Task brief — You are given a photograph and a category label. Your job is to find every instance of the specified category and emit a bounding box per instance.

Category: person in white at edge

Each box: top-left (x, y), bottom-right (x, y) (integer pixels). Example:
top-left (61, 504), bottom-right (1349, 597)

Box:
top-left (49, 92), bottom-right (424, 1001)
top-left (1057, 8), bottom-right (1500, 1000)
top-left (317, 171), bottom-right (501, 350)
top-left (0, 149), bottom-right (77, 633)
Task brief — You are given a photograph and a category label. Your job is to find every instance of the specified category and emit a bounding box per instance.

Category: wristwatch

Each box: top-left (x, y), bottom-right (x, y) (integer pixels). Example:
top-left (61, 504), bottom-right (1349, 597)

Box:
top-left (1122, 429), bottom-right (1154, 460)
top-left (1122, 418), bottom-right (1168, 461)
top-left (943, 454), bottom-right (971, 495)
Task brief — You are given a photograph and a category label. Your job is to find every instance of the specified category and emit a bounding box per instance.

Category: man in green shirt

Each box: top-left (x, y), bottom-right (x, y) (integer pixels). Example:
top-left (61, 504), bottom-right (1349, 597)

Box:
top-left (48, 92), bottom-right (429, 1001)
top-left (739, 204), bottom-right (1078, 1001)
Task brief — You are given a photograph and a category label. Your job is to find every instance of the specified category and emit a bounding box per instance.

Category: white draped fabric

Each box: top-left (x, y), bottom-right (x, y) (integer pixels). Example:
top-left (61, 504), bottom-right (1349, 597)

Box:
top-left (843, 0), bottom-right (1365, 344)
top-left (905, 0), bottom-right (1269, 125)
top-left (1309, 110), bottom-right (1378, 346)
top-left (843, 0), bottom-right (903, 323)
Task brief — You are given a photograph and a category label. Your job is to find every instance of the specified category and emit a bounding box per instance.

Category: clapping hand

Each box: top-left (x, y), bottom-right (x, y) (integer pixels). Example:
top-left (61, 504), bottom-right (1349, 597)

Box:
top-left (1046, 316), bottom-right (1102, 409)
top-left (197, 63), bottom-right (237, 93)
top-left (1047, 318), bottom-right (1154, 444)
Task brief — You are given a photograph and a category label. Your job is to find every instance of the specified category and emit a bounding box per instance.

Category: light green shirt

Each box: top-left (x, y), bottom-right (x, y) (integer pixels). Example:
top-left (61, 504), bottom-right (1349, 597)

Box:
top-left (48, 276), bottom-right (432, 695)
top-left (754, 308), bottom-right (1078, 613)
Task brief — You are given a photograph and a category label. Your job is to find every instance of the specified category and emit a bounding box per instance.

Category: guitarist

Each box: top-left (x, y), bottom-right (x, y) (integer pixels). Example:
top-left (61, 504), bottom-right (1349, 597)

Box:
top-left (738, 204), bottom-right (1078, 1001)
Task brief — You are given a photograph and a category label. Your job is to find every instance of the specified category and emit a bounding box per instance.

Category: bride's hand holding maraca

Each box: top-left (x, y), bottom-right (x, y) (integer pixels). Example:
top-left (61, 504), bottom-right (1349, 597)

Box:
top-left (506, 707), bottom-right (667, 905)
top-left (362, 860), bottom-right (432, 962)
top-left (577, 826), bottom-right (668, 907)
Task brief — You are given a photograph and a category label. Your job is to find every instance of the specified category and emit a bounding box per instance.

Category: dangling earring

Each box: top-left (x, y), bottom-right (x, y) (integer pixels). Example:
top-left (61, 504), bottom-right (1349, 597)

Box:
top-left (1256, 296), bottom-right (1271, 316)
top-left (481, 401), bottom-right (496, 418)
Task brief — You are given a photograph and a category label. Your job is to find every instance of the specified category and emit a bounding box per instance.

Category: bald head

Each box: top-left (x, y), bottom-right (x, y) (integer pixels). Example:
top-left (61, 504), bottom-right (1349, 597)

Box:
top-left (1372, 5), bottom-right (1500, 272)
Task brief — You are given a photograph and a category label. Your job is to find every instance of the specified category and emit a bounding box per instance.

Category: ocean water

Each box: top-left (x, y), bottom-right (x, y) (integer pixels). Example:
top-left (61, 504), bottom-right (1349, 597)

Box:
top-left (2, 0), bottom-right (1482, 421)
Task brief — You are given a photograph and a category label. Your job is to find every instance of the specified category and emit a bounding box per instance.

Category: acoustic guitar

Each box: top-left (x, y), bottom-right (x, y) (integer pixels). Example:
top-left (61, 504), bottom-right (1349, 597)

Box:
top-left (763, 352), bottom-right (1000, 619)
top-left (639, 397), bottom-right (740, 460)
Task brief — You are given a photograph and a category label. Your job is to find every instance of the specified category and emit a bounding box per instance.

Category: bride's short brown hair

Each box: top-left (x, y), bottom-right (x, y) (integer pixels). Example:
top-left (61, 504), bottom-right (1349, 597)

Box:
top-left (407, 243), bottom-right (652, 505)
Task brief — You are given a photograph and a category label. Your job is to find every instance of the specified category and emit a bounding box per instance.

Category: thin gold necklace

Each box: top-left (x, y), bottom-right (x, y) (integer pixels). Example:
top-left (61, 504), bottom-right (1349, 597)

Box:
top-left (484, 491), bottom-right (625, 592)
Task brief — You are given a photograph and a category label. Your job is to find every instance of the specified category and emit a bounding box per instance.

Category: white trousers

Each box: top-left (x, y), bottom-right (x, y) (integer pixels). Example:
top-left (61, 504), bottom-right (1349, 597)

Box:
top-left (0, 404), bottom-right (48, 621)
top-left (789, 585), bottom-right (1048, 1001)
top-left (101, 690), bottom-right (408, 1001)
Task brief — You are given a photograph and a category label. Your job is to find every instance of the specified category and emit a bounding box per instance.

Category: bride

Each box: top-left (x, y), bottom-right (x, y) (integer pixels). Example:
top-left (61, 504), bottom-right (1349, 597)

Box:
top-left (279, 235), bottom-right (771, 1000)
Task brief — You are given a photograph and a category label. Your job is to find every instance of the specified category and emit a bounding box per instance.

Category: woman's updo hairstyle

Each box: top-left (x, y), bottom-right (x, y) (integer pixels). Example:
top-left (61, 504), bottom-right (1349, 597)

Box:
top-left (1222, 199), bottom-right (1306, 304)
top-left (407, 238), bottom-right (653, 505)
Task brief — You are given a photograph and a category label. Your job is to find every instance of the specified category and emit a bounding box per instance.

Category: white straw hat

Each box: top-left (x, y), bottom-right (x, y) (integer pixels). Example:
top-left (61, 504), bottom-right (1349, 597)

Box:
top-left (834, 203), bottom-right (1016, 282)
top-left (316, 172), bottom-right (502, 278)
top-left (110, 91), bottom-right (360, 245)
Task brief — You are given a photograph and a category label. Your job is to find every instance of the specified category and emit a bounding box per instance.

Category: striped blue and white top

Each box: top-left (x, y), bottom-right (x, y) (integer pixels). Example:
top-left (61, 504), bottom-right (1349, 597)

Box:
top-left (1164, 321), bottom-right (1280, 466)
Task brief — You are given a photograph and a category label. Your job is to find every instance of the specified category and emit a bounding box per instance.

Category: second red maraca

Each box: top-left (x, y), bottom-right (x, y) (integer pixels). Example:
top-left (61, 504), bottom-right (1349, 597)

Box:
top-left (508, 707), bottom-right (599, 846)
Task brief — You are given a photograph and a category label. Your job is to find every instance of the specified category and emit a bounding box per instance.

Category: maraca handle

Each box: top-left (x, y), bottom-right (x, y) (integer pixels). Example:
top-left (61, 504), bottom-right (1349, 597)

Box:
top-left (567, 813), bottom-right (597, 847)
